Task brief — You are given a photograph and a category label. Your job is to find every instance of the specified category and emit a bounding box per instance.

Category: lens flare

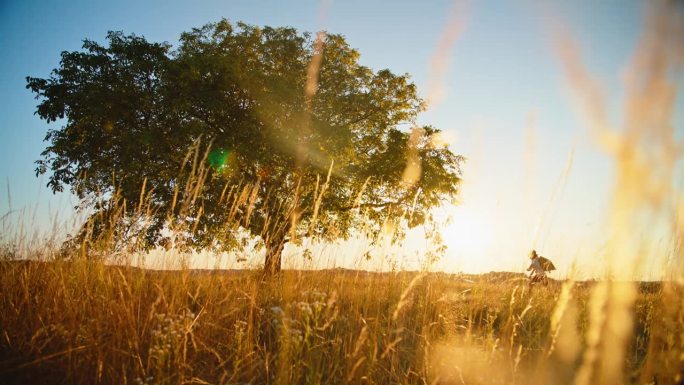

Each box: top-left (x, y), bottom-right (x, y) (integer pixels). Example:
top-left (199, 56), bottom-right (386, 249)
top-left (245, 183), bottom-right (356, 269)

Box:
top-left (208, 148), bottom-right (236, 175)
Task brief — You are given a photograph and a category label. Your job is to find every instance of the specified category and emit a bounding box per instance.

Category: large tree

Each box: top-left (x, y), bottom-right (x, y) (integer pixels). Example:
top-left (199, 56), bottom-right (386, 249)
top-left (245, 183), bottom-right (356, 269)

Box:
top-left (27, 20), bottom-right (463, 274)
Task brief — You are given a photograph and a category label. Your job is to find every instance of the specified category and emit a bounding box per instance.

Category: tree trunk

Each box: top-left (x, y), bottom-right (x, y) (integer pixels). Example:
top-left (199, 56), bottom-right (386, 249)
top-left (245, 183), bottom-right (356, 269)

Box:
top-left (263, 236), bottom-right (286, 278)
top-left (262, 201), bottom-right (295, 279)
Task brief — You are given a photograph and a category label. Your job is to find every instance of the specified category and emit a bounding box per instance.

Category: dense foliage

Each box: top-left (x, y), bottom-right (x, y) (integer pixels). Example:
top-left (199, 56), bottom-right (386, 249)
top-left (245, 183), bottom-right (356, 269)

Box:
top-left (27, 20), bottom-right (462, 272)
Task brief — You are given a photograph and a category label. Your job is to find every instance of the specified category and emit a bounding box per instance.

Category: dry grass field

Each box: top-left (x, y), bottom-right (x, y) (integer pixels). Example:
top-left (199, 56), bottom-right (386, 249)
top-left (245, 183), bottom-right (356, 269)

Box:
top-left (0, 259), bottom-right (682, 385)
top-left (1, 2), bottom-right (683, 384)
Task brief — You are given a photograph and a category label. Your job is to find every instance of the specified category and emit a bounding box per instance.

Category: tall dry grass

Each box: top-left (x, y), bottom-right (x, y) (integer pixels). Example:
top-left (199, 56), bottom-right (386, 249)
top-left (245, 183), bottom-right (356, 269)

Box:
top-left (1, 261), bottom-right (681, 384)
top-left (2, 1), bottom-right (684, 384)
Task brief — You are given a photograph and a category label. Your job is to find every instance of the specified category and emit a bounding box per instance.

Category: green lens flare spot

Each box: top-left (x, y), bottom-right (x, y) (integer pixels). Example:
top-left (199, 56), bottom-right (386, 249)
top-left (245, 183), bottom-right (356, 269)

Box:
top-left (208, 148), bottom-right (237, 176)
top-left (208, 148), bottom-right (230, 170)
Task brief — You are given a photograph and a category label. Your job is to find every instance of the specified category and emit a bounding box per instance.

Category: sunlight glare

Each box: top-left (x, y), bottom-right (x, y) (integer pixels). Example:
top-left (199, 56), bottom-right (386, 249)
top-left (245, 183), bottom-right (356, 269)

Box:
top-left (443, 204), bottom-right (495, 271)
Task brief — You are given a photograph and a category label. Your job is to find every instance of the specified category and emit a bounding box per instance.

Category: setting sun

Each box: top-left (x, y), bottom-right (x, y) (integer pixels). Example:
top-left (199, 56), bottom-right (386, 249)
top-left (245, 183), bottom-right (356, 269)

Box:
top-left (443, 204), bottom-right (495, 270)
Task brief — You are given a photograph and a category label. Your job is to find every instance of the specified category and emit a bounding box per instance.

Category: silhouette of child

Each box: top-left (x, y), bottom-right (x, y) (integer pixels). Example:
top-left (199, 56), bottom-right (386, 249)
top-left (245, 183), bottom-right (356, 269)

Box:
top-left (527, 249), bottom-right (546, 285)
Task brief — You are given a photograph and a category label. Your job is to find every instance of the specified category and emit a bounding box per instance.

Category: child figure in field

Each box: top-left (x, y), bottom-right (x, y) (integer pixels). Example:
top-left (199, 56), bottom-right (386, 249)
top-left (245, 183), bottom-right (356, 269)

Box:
top-left (527, 249), bottom-right (547, 286)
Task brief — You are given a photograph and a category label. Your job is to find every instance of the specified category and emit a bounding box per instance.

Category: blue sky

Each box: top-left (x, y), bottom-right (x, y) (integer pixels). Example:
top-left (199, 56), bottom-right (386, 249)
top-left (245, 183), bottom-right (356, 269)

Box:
top-left (1, 0), bottom-right (680, 277)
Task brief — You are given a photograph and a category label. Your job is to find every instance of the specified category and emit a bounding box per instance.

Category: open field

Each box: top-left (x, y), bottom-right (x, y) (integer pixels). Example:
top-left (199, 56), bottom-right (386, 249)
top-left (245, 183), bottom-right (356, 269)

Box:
top-left (0, 260), bottom-right (682, 385)
top-left (1, 0), bottom-right (682, 384)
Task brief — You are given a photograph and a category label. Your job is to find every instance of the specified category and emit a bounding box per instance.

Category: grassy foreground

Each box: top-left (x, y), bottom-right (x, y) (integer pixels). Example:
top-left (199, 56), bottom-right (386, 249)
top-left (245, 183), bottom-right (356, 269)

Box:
top-left (0, 260), bottom-right (682, 385)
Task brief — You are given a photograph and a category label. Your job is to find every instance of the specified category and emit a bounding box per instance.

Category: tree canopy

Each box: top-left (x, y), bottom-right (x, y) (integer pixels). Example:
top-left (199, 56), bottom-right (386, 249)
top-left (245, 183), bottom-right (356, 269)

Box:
top-left (27, 20), bottom-right (463, 274)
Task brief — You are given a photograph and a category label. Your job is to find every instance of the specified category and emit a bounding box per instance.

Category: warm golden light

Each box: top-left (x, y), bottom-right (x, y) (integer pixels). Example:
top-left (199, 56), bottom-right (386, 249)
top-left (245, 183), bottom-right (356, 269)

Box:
top-left (443, 203), bottom-right (496, 271)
